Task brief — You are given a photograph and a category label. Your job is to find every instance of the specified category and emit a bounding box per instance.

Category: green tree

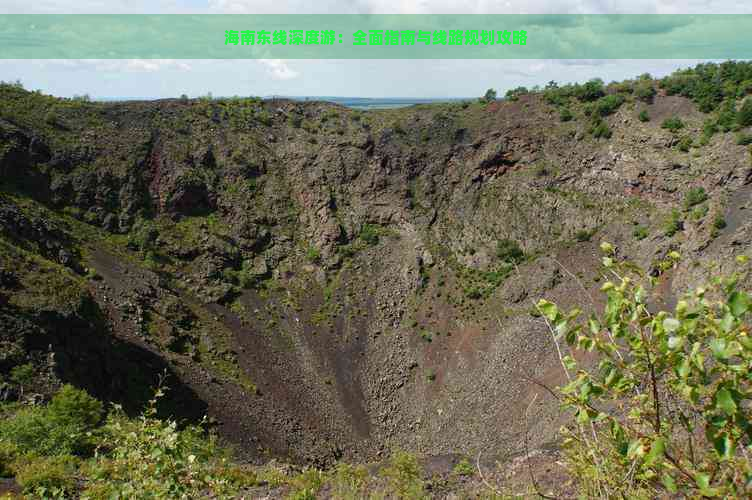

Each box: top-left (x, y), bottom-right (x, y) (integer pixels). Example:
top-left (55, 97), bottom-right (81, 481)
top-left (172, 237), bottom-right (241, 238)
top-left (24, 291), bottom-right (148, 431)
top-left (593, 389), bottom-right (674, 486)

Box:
top-left (661, 116), bottom-right (684, 132)
top-left (540, 245), bottom-right (752, 497)
top-left (738, 98), bottom-right (752, 127)
top-left (10, 363), bottom-right (34, 397)
top-left (496, 239), bottom-right (524, 263)
top-left (482, 88), bottom-right (497, 103)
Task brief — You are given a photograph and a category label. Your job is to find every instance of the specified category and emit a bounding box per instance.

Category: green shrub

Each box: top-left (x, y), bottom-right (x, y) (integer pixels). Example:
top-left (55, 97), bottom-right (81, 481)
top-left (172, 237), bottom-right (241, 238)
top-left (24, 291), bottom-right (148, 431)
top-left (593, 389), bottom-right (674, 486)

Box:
top-left (13, 455), bottom-right (78, 496)
top-left (661, 116), bottom-right (684, 132)
top-left (505, 86), bottom-right (529, 101)
top-left (677, 135), bottom-right (693, 152)
top-left (632, 225), bottom-right (649, 240)
top-left (496, 239), bottom-right (524, 263)
top-left (305, 246), bottom-right (320, 263)
top-left (691, 204), bottom-right (709, 221)
top-left (482, 88), bottom-right (497, 103)
top-left (713, 214), bottom-right (728, 230)
top-left (0, 441), bottom-right (19, 477)
top-left (359, 224), bottom-right (380, 245)
top-left (664, 209), bottom-right (683, 236)
top-left (588, 117), bottom-right (612, 139)
top-left (595, 94), bottom-right (625, 116)
top-left (737, 98), bottom-right (752, 127)
top-left (545, 246), bottom-right (752, 498)
top-left (330, 463), bottom-right (368, 499)
top-left (559, 107), bottom-right (573, 122)
top-left (574, 79), bottom-right (605, 102)
top-left (381, 451), bottom-right (425, 499)
top-left (0, 406), bottom-right (90, 457)
top-left (638, 110), bottom-right (650, 122)
top-left (10, 363), bottom-right (34, 395)
top-left (256, 110), bottom-right (272, 126)
top-left (575, 229), bottom-right (595, 242)
top-left (48, 384), bottom-right (103, 430)
top-left (684, 187), bottom-right (708, 208)
top-left (452, 458), bottom-right (474, 477)
top-left (717, 99), bottom-right (738, 132)
top-left (0, 385), bottom-right (103, 458)
top-left (86, 390), bottom-right (233, 498)
top-left (735, 133), bottom-right (752, 145)
top-left (288, 467), bottom-right (325, 499)
top-left (634, 80), bottom-right (656, 102)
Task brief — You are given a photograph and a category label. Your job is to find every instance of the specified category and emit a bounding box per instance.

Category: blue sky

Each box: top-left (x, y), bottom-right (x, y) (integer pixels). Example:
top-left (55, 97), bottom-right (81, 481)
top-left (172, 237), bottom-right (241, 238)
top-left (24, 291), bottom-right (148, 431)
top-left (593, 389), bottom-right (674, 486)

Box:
top-left (0, 1), bottom-right (748, 98)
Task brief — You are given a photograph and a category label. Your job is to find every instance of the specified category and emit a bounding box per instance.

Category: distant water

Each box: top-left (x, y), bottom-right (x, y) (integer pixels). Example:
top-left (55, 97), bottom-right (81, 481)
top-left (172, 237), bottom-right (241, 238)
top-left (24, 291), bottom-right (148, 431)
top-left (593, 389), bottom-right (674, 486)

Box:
top-left (281, 96), bottom-right (470, 110)
top-left (96, 96), bottom-right (471, 110)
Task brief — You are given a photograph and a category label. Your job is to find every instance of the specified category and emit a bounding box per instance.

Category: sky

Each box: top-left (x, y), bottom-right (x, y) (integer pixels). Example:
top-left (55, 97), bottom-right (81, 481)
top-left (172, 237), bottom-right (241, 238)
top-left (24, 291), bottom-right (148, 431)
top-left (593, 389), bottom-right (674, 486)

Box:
top-left (0, 1), bottom-right (748, 99)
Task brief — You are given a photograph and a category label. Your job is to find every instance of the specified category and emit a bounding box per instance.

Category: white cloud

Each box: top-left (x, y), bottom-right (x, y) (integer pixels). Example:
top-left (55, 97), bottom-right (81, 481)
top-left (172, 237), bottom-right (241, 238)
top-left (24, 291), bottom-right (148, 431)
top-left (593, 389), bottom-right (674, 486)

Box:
top-left (258, 59), bottom-right (299, 80)
top-left (30, 59), bottom-right (192, 72)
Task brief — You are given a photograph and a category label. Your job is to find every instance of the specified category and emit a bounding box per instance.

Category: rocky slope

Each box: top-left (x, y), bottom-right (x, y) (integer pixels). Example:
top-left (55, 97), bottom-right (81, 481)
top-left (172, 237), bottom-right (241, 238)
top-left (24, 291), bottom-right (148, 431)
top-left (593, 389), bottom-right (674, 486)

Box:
top-left (1, 70), bottom-right (751, 470)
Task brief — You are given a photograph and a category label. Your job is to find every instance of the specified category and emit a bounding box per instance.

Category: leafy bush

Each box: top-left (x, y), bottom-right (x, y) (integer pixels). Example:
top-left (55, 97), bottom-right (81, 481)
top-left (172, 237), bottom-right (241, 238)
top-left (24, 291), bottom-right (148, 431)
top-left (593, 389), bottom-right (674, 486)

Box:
top-left (677, 135), bottom-right (693, 152)
top-left (714, 214), bottom-right (728, 230)
top-left (1, 405), bottom-right (92, 456)
top-left (48, 384), bottom-right (103, 430)
top-left (634, 80), bottom-right (656, 102)
top-left (10, 363), bottom-right (34, 395)
top-left (684, 187), bottom-right (708, 208)
top-left (305, 246), bottom-right (320, 263)
top-left (574, 79), bottom-right (606, 102)
top-left (594, 94), bottom-right (625, 117)
top-left (661, 116), bottom-right (684, 132)
top-left (330, 463), bottom-right (368, 499)
top-left (559, 107), bottom-right (573, 122)
top-left (664, 209), bottom-right (683, 237)
top-left (588, 117), bottom-right (612, 139)
top-left (0, 441), bottom-right (19, 477)
top-left (496, 239), bottom-right (524, 263)
top-left (84, 388), bottom-right (236, 498)
top-left (716, 99), bottom-right (738, 132)
top-left (452, 458), bottom-right (475, 477)
top-left (380, 451), bottom-right (425, 499)
top-left (541, 245), bottom-right (752, 497)
top-left (482, 88), bottom-right (497, 103)
top-left (658, 61), bottom-right (752, 113)
top-left (736, 133), bottom-right (752, 145)
top-left (505, 86), bottom-right (529, 101)
top-left (575, 229), bottom-right (595, 242)
top-left (737, 98), bottom-right (752, 127)
top-left (638, 110), bottom-right (650, 122)
top-left (359, 224), bottom-right (380, 245)
top-left (632, 225), bottom-right (649, 241)
top-left (691, 204), bottom-right (709, 221)
top-left (13, 455), bottom-right (78, 496)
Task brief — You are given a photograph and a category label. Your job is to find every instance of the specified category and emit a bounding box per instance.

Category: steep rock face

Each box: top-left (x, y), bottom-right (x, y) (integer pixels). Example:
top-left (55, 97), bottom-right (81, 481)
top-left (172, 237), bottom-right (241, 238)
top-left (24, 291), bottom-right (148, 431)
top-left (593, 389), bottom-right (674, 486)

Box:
top-left (1, 87), bottom-right (751, 465)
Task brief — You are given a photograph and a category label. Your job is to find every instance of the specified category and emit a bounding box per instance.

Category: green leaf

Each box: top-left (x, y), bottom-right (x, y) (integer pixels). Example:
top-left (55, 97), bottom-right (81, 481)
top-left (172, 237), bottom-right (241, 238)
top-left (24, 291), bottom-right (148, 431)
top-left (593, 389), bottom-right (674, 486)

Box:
top-left (645, 437), bottom-right (666, 466)
top-left (667, 336), bottom-right (685, 350)
top-left (715, 387), bottom-right (737, 416)
top-left (663, 317), bottom-right (680, 333)
top-left (720, 312), bottom-right (736, 333)
top-left (537, 299), bottom-right (559, 322)
top-left (661, 473), bottom-right (677, 493)
top-left (729, 290), bottom-right (750, 318)
top-left (712, 432), bottom-right (736, 460)
top-left (676, 357), bottom-right (690, 379)
top-left (626, 439), bottom-right (644, 459)
top-left (599, 241), bottom-right (614, 254)
top-left (562, 355), bottom-right (577, 371)
top-left (694, 472), bottom-right (710, 490)
top-left (710, 338), bottom-right (731, 360)
top-left (588, 317), bottom-right (601, 335)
